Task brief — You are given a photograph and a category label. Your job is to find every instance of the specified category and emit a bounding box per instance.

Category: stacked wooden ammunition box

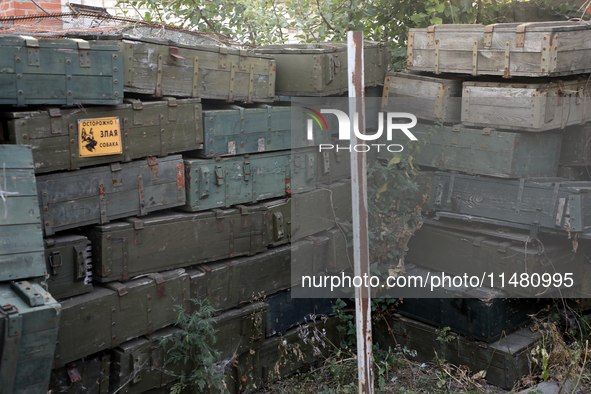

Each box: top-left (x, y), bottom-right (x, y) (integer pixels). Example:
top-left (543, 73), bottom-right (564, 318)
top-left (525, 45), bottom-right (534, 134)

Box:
top-left (0, 29), bottom-right (391, 393)
top-left (377, 21), bottom-right (591, 389)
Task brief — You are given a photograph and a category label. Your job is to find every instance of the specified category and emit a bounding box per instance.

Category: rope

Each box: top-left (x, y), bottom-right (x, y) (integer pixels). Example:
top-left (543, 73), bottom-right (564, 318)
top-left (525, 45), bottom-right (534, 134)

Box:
top-left (0, 163), bottom-right (19, 220)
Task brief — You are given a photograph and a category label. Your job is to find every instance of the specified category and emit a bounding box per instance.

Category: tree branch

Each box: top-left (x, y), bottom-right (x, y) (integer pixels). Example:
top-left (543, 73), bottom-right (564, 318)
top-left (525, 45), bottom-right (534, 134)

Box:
top-left (315, 0), bottom-right (336, 32)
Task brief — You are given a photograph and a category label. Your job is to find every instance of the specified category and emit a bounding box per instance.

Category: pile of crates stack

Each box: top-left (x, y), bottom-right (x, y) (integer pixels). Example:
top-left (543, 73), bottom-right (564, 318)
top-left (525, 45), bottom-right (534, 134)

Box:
top-left (376, 21), bottom-right (591, 389)
top-left (0, 27), bottom-right (390, 393)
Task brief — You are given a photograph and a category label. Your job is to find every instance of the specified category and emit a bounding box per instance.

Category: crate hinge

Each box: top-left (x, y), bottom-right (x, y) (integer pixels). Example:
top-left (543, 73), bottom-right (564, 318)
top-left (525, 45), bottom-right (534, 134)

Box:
top-left (239, 48), bottom-right (248, 71)
top-left (515, 23), bottom-right (531, 48)
top-left (22, 35), bottom-right (40, 67)
top-left (110, 162), bottom-right (123, 187)
top-left (427, 25), bottom-right (436, 46)
top-left (484, 24), bottom-right (496, 47)
top-left (73, 38), bottom-right (92, 68)
top-left (147, 273), bottom-right (167, 298)
top-left (219, 46), bottom-right (228, 69)
top-left (48, 108), bottom-right (63, 135)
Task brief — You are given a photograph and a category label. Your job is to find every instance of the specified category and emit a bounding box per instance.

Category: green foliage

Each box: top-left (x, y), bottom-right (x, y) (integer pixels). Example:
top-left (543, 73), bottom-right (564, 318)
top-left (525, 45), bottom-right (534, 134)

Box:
top-left (159, 299), bottom-right (227, 394)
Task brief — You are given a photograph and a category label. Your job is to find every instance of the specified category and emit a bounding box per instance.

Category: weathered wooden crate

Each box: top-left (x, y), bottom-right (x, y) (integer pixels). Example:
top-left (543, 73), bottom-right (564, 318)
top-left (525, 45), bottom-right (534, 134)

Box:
top-left (407, 21), bottom-right (591, 78)
top-left (37, 155), bottom-right (185, 236)
top-left (0, 145), bottom-right (45, 282)
top-left (389, 124), bottom-right (562, 178)
top-left (265, 289), bottom-right (334, 337)
top-left (110, 327), bottom-right (179, 394)
top-left (188, 237), bottom-right (328, 313)
top-left (198, 103), bottom-right (291, 157)
top-left (187, 245), bottom-right (290, 313)
top-left (374, 314), bottom-right (540, 389)
top-left (431, 172), bottom-right (591, 236)
top-left (44, 234), bottom-right (92, 300)
top-left (86, 204), bottom-right (268, 283)
top-left (395, 264), bottom-right (541, 341)
top-left (229, 316), bottom-right (343, 393)
top-left (110, 302), bottom-right (266, 394)
top-left (0, 281), bottom-right (60, 394)
top-left (54, 269), bottom-right (189, 368)
top-left (462, 79), bottom-right (591, 132)
top-left (49, 354), bottom-right (110, 394)
top-left (3, 98), bottom-right (203, 173)
top-left (0, 36), bottom-right (123, 106)
top-left (559, 124), bottom-right (591, 166)
top-left (254, 42), bottom-right (389, 96)
top-left (262, 185), bottom-right (348, 247)
top-left (406, 220), bottom-right (586, 297)
top-left (80, 34), bottom-right (275, 102)
top-left (182, 148), bottom-right (316, 212)
top-left (381, 72), bottom-right (463, 123)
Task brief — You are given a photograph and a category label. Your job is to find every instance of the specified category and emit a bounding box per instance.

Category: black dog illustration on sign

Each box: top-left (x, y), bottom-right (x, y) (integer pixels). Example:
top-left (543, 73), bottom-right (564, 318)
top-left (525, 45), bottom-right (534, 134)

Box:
top-left (81, 129), bottom-right (98, 152)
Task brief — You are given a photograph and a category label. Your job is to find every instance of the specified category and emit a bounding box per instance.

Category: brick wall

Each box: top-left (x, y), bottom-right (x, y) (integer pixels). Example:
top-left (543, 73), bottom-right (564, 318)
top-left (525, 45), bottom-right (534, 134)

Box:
top-left (0, 0), bottom-right (61, 17)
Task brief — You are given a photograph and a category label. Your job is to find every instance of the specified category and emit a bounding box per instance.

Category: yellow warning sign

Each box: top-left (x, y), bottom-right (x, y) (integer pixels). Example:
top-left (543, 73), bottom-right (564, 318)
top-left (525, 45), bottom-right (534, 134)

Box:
top-left (78, 117), bottom-right (122, 157)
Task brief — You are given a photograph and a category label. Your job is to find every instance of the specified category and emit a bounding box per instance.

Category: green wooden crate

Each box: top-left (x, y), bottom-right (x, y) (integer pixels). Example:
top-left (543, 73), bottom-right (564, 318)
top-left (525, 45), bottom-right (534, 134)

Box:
top-left (3, 98), bottom-right (203, 173)
top-left (79, 34), bottom-right (275, 102)
top-left (386, 124), bottom-right (562, 178)
top-left (37, 155), bottom-right (186, 236)
top-left (431, 172), bottom-right (591, 236)
top-left (199, 103), bottom-right (289, 157)
top-left (395, 264), bottom-right (542, 342)
top-left (182, 148), bottom-right (317, 212)
top-left (54, 269), bottom-right (189, 368)
top-left (188, 237), bottom-right (328, 313)
top-left (559, 124), bottom-right (591, 166)
top-left (44, 234), bottom-right (92, 300)
top-left (406, 219), bottom-right (586, 297)
top-left (229, 316), bottom-right (344, 393)
top-left (374, 314), bottom-right (540, 390)
top-left (86, 204), bottom-right (268, 283)
top-left (0, 36), bottom-right (122, 106)
top-left (111, 303), bottom-right (266, 394)
top-left (110, 327), bottom-right (181, 394)
top-left (49, 354), bottom-right (110, 394)
top-left (262, 186), bottom-right (348, 247)
top-left (0, 281), bottom-right (60, 394)
top-left (0, 145), bottom-right (45, 281)
top-left (254, 42), bottom-right (390, 96)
